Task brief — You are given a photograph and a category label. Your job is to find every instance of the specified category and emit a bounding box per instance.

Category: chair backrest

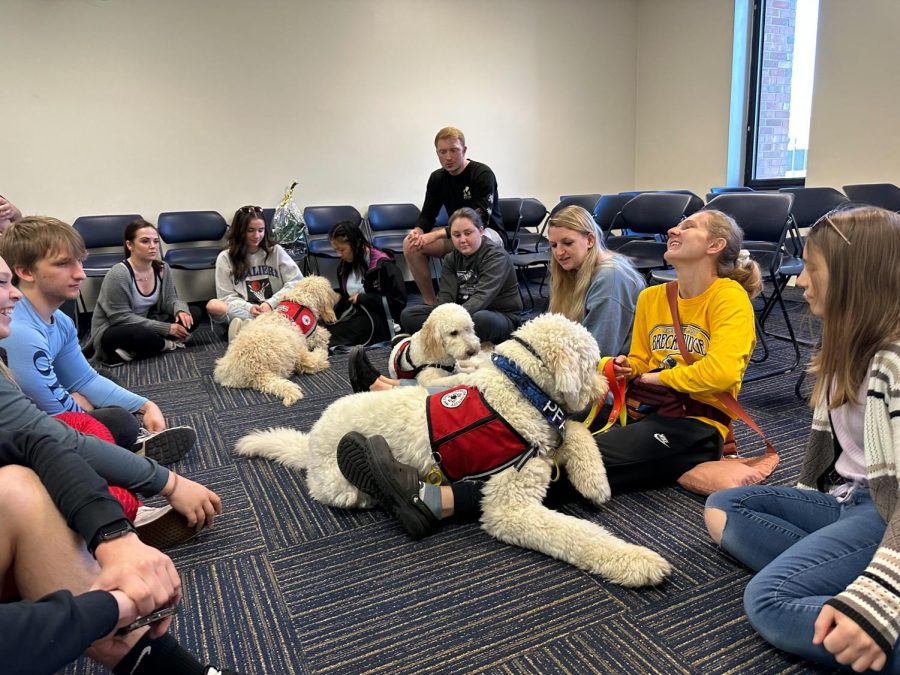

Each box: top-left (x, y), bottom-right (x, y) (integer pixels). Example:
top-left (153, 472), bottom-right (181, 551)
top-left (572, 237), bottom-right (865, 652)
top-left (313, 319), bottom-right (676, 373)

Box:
top-left (519, 198), bottom-right (548, 231)
top-left (367, 203), bottom-right (420, 232)
top-left (779, 187), bottom-right (848, 229)
top-left (435, 206), bottom-right (449, 229)
top-left (706, 186), bottom-right (755, 203)
top-left (157, 211), bottom-right (227, 244)
top-left (73, 214), bottom-right (143, 249)
top-left (262, 208), bottom-right (275, 228)
top-left (842, 183), bottom-right (900, 211)
top-left (496, 198), bottom-right (523, 251)
top-left (616, 192), bottom-right (693, 236)
top-left (156, 211), bottom-right (228, 270)
top-left (303, 205), bottom-right (364, 237)
top-left (664, 190), bottom-right (705, 216)
top-left (552, 194), bottom-right (602, 217)
top-left (703, 192), bottom-right (794, 245)
top-left (594, 194), bottom-right (635, 234)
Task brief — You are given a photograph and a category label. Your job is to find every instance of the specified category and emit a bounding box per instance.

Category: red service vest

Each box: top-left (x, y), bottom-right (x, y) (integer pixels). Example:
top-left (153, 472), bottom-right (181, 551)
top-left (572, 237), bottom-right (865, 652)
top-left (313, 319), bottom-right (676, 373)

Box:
top-left (426, 385), bottom-right (535, 482)
top-left (275, 301), bottom-right (317, 337)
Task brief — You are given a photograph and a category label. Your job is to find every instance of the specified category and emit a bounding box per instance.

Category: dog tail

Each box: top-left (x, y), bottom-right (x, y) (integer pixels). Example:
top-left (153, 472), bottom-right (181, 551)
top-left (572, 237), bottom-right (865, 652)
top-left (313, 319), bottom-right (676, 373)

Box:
top-left (234, 427), bottom-right (310, 470)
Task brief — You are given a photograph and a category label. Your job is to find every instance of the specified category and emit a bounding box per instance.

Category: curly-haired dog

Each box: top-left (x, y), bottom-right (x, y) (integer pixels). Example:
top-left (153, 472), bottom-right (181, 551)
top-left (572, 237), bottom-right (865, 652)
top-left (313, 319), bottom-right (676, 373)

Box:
top-left (388, 303), bottom-right (480, 386)
top-left (213, 275), bottom-right (337, 405)
top-left (236, 314), bottom-right (671, 587)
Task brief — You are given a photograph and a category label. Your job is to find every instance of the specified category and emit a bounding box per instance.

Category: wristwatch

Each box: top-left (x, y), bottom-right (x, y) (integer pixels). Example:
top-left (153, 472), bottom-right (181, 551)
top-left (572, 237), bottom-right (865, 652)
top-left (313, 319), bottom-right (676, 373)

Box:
top-left (89, 519), bottom-right (137, 556)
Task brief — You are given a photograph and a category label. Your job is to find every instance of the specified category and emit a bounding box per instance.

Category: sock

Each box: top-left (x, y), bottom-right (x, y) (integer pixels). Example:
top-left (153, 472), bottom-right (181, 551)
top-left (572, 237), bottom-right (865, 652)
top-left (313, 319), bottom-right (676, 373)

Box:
top-left (113, 633), bottom-right (206, 675)
top-left (417, 482), bottom-right (443, 519)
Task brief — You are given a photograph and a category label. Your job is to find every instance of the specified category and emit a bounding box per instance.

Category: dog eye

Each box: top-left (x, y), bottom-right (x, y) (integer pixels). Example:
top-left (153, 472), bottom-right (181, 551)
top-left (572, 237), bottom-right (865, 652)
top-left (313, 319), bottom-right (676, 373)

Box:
top-left (450, 330), bottom-right (458, 336)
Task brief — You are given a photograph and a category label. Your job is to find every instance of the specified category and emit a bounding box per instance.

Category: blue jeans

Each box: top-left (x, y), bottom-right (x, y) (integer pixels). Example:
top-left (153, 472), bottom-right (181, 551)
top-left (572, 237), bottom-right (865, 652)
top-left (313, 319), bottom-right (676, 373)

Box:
top-left (706, 485), bottom-right (898, 671)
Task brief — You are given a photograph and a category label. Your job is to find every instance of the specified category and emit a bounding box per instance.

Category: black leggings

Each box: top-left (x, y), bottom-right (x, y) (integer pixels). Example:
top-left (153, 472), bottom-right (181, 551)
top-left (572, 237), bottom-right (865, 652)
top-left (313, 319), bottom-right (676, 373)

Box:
top-left (101, 306), bottom-right (202, 360)
top-left (85, 406), bottom-right (140, 449)
top-left (451, 413), bottom-right (723, 516)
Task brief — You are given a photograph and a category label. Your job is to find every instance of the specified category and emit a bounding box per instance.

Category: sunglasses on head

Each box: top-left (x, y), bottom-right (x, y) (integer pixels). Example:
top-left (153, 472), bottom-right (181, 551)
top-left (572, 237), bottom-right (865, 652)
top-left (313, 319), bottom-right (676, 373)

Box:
top-left (239, 205), bottom-right (263, 215)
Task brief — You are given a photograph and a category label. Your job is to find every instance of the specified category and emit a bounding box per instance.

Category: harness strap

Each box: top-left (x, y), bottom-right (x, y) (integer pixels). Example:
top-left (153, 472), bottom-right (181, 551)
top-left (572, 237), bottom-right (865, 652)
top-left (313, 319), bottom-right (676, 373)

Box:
top-left (393, 339), bottom-right (452, 379)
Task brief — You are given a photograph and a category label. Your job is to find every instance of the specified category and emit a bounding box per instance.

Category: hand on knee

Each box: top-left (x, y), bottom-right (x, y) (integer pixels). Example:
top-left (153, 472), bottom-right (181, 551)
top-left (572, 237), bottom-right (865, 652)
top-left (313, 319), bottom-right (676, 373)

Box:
top-left (704, 507), bottom-right (727, 545)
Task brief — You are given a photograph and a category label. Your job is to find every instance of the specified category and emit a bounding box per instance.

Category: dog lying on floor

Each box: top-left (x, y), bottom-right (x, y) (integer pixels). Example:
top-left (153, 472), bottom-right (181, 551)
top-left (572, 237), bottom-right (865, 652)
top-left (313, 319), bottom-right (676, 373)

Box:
top-left (236, 313), bottom-right (671, 587)
top-left (387, 303), bottom-right (480, 386)
top-left (213, 275), bottom-right (337, 405)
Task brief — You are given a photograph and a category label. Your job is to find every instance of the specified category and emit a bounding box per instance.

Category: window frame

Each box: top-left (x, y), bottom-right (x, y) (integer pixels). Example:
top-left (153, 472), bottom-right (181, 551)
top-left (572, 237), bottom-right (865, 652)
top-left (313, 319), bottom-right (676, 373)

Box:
top-left (743, 0), bottom-right (807, 190)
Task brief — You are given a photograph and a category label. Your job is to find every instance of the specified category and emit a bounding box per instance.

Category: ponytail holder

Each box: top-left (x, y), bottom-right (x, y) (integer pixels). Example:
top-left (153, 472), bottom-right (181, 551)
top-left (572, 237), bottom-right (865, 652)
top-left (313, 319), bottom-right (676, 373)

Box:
top-left (737, 249), bottom-right (751, 265)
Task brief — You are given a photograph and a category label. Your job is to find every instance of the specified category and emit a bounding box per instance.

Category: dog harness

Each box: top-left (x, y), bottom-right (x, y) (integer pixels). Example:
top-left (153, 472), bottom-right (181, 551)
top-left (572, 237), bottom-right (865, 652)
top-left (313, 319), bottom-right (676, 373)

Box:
top-left (425, 346), bottom-right (569, 483)
top-left (392, 336), bottom-right (452, 380)
top-left (274, 300), bottom-right (317, 337)
top-left (426, 385), bottom-right (535, 482)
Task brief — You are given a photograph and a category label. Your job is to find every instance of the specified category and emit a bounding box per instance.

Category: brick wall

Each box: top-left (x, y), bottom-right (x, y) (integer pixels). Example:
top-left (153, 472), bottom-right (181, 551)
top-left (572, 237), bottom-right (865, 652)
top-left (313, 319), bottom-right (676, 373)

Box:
top-left (756, 0), bottom-right (798, 179)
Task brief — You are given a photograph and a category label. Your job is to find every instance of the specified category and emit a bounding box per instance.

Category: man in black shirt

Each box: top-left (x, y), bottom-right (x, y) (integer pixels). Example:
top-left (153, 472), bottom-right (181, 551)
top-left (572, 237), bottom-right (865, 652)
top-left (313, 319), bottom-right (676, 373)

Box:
top-left (403, 127), bottom-right (504, 304)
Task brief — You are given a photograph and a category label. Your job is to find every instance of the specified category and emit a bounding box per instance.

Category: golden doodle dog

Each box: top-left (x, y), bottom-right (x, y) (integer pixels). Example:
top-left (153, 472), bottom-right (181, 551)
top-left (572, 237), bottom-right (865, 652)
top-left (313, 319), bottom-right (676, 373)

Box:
top-left (236, 313), bottom-right (671, 587)
top-left (387, 303), bottom-right (480, 386)
top-left (213, 275), bottom-right (337, 405)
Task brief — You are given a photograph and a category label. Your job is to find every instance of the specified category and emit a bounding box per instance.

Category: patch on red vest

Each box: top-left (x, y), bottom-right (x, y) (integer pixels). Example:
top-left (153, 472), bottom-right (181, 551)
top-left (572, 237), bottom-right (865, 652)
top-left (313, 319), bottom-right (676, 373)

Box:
top-left (426, 385), bottom-right (536, 482)
top-left (275, 301), bottom-right (317, 336)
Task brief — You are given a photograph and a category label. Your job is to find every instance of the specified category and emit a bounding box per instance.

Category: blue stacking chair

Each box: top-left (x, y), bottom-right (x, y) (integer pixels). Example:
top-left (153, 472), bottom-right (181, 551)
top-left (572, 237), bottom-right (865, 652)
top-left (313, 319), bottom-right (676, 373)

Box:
top-left (302, 205), bottom-right (363, 274)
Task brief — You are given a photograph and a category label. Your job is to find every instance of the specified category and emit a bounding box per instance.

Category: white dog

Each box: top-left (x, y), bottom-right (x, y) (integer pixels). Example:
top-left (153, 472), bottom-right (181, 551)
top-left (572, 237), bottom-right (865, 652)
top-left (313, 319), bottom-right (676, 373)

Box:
top-left (388, 303), bottom-right (480, 386)
top-left (213, 275), bottom-right (337, 406)
top-left (236, 314), bottom-right (671, 587)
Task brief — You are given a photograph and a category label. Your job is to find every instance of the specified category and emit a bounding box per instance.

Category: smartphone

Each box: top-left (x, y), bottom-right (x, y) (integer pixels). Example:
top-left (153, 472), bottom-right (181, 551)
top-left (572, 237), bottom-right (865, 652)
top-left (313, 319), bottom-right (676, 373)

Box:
top-left (116, 606), bottom-right (177, 636)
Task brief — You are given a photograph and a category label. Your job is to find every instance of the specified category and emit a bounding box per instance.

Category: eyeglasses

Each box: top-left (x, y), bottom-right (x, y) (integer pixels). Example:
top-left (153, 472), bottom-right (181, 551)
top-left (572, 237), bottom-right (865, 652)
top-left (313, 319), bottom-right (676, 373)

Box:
top-left (238, 205), bottom-right (263, 215)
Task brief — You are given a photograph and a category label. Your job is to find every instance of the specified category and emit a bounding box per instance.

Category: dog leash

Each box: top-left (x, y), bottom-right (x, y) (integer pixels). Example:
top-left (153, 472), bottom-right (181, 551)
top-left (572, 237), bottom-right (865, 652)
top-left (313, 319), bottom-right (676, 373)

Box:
top-left (582, 357), bottom-right (627, 435)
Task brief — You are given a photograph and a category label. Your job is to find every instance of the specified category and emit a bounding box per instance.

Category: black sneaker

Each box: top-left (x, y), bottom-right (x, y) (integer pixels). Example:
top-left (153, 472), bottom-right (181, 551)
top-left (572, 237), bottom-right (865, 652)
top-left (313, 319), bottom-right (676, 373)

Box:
top-left (336, 432), bottom-right (438, 539)
top-left (348, 346), bottom-right (382, 393)
top-left (134, 505), bottom-right (200, 550)
top-left (132, 426), bottom-right (196, 465)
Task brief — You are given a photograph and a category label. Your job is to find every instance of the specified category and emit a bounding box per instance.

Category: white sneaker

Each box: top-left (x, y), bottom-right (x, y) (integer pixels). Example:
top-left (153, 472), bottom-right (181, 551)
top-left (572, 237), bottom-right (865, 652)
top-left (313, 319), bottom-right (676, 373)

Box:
top-left (114, 348), bottom-right (135, 362)
top-left (163, 339), bottom-right (186, 351)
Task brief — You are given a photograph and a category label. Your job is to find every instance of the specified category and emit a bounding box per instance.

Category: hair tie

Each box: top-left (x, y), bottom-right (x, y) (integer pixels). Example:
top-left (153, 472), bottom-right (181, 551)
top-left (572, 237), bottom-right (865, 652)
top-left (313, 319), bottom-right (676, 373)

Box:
top-left (737, 249), bottom-right (751, 265)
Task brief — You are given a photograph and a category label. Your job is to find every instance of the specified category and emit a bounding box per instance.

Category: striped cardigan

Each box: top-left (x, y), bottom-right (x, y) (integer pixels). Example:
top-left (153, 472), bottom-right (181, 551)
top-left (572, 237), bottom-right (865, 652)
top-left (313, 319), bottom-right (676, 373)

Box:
top-left (797, 341), bottom-right (900, 655)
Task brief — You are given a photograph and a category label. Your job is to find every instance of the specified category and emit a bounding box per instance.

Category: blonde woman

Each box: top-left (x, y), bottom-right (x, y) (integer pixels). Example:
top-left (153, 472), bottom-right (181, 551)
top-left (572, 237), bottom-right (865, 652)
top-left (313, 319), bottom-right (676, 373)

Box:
top-left (547, 205), bottom-right (645, 356)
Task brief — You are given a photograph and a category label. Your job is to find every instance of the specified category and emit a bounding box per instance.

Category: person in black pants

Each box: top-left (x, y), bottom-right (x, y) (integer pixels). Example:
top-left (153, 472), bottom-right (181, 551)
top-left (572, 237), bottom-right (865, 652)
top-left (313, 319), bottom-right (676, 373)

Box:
top-left (90, 219), bottom-right (201, 365)
top-left (327, 221), bottom-right (406, 349)
top-left (338, 209), bottom-right (764, 536)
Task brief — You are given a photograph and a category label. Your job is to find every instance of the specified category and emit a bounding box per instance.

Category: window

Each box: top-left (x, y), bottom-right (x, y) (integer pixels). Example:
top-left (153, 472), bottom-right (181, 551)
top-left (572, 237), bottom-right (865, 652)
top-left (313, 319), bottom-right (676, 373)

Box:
top-left (744, 0), bottom-right (820, 188)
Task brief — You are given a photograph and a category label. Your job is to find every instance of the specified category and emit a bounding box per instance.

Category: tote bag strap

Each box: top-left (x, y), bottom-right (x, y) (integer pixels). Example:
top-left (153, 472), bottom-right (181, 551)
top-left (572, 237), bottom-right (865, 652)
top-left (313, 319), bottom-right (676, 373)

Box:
top-left (665, 282), bottom-right (777, 456)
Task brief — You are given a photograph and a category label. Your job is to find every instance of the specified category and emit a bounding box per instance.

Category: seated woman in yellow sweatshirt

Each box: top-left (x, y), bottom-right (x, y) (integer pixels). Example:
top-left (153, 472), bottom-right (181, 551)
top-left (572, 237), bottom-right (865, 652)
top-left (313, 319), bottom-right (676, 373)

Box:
top-left (333, 209), bottom-right (762, 536)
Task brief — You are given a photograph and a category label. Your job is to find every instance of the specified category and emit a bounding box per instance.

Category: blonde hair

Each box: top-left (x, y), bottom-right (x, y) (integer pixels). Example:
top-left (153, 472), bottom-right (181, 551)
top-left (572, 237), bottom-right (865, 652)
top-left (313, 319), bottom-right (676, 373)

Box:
top-left (548, 206), bottom-right (632, 322)
top-left (0, 216), bottom-right (86, 278)
top-left (807, 206), bottom-right (900, 408)
top-left (434, 126), bottom-right (466, 147)
top-left (700, 210), bottom-right (763, 298)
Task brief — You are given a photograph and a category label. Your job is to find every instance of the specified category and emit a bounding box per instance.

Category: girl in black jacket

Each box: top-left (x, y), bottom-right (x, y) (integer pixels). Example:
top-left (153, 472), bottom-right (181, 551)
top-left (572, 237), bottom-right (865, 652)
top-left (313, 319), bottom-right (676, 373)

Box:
top-left (328, 221), bottom-right (407, 349)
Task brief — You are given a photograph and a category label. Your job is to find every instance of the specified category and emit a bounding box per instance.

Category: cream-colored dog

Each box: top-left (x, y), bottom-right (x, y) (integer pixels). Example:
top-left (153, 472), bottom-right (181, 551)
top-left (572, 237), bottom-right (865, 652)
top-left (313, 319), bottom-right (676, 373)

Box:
top-left (236, 314), bottom-right (671, 587)
top-left (213, 275), bottom-right (337, 405)
top-left (388, 303), bottom-right (480, 386)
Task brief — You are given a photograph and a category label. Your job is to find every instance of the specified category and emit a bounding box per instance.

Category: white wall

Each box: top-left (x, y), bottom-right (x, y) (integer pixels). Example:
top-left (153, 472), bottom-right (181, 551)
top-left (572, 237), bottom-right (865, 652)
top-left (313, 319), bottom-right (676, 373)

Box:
top-left (3, 0), bottom-right (637, 223)
top-left (805, 0), bottom-right (900, 189)
top-left (633, 0), bottom-right (735, 200)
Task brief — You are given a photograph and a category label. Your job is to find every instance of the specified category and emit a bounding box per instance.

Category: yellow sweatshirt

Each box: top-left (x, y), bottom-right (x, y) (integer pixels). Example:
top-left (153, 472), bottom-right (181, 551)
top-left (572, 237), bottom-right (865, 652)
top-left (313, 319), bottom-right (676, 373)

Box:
top-left (627, 278), bottom-right (756, 437)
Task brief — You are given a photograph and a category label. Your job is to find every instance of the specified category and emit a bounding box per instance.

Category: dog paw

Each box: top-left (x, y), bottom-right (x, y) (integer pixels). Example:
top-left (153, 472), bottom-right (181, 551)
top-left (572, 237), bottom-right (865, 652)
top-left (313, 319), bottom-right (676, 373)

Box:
top-left (596, 544), bottom-right (672, 587)
top-left (282, 389), bottom-right (304, 406)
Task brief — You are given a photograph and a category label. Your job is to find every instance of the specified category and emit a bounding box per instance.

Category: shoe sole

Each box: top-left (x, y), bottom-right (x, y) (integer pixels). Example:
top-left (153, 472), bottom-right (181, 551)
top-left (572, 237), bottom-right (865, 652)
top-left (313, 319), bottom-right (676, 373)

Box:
top-left (136, 508), bottom-right (200, 550)
top-left (348, 346), bottom-right (377, 394)
top-left (136, 427), bottom-right (196, 466)
top-left (363, 436), bottom-right (436, 540)
top-left (337, 432), bottom-right (382, 499)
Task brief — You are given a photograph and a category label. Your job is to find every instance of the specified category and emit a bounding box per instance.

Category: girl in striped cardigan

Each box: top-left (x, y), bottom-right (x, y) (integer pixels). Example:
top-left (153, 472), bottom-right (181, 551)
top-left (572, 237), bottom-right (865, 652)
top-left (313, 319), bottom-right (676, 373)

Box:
top-left (705, 206), bottom-right (900, 672)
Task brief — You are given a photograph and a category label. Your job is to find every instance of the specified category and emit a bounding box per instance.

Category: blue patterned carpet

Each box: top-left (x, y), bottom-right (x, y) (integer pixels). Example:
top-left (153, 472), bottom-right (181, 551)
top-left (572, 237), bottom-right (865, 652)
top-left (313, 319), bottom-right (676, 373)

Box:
top-left (63, 285), bottom-right (836, 675)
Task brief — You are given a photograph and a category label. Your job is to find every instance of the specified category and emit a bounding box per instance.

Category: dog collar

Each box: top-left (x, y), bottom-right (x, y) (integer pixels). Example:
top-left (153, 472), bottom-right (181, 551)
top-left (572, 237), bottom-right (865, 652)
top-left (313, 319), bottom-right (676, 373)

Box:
top-left (275, 300), bottom-right (317, 336)
top-left (393, 338), bottom-right (453, 379)
top-left (491, 352), bottom-right (566, 445)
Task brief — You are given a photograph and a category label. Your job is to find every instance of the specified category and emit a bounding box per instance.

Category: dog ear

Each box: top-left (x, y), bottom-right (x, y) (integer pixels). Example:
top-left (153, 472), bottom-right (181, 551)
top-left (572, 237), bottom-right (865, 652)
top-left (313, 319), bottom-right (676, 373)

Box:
top-left (420, 314), bottom-right (444, 359)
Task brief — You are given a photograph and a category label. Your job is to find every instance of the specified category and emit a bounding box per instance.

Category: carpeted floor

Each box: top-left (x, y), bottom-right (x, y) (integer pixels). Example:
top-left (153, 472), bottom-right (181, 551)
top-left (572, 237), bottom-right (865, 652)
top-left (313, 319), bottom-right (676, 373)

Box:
top-left (63, 284), bottom-right (837, 675)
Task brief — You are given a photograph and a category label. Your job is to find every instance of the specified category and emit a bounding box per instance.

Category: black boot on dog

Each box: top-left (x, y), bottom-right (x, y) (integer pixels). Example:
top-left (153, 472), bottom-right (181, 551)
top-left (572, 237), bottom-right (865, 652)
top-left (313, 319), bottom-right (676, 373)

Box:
top-left (348, 346), bottom-right (383, 393)
top-left (336, 432), bottom-right (438, 539)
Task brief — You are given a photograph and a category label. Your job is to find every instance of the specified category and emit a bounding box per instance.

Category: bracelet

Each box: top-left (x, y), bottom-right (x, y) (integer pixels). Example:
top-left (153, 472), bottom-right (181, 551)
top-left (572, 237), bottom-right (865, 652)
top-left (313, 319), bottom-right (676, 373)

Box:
top-left (162, 471), bottom-right (179, 498)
